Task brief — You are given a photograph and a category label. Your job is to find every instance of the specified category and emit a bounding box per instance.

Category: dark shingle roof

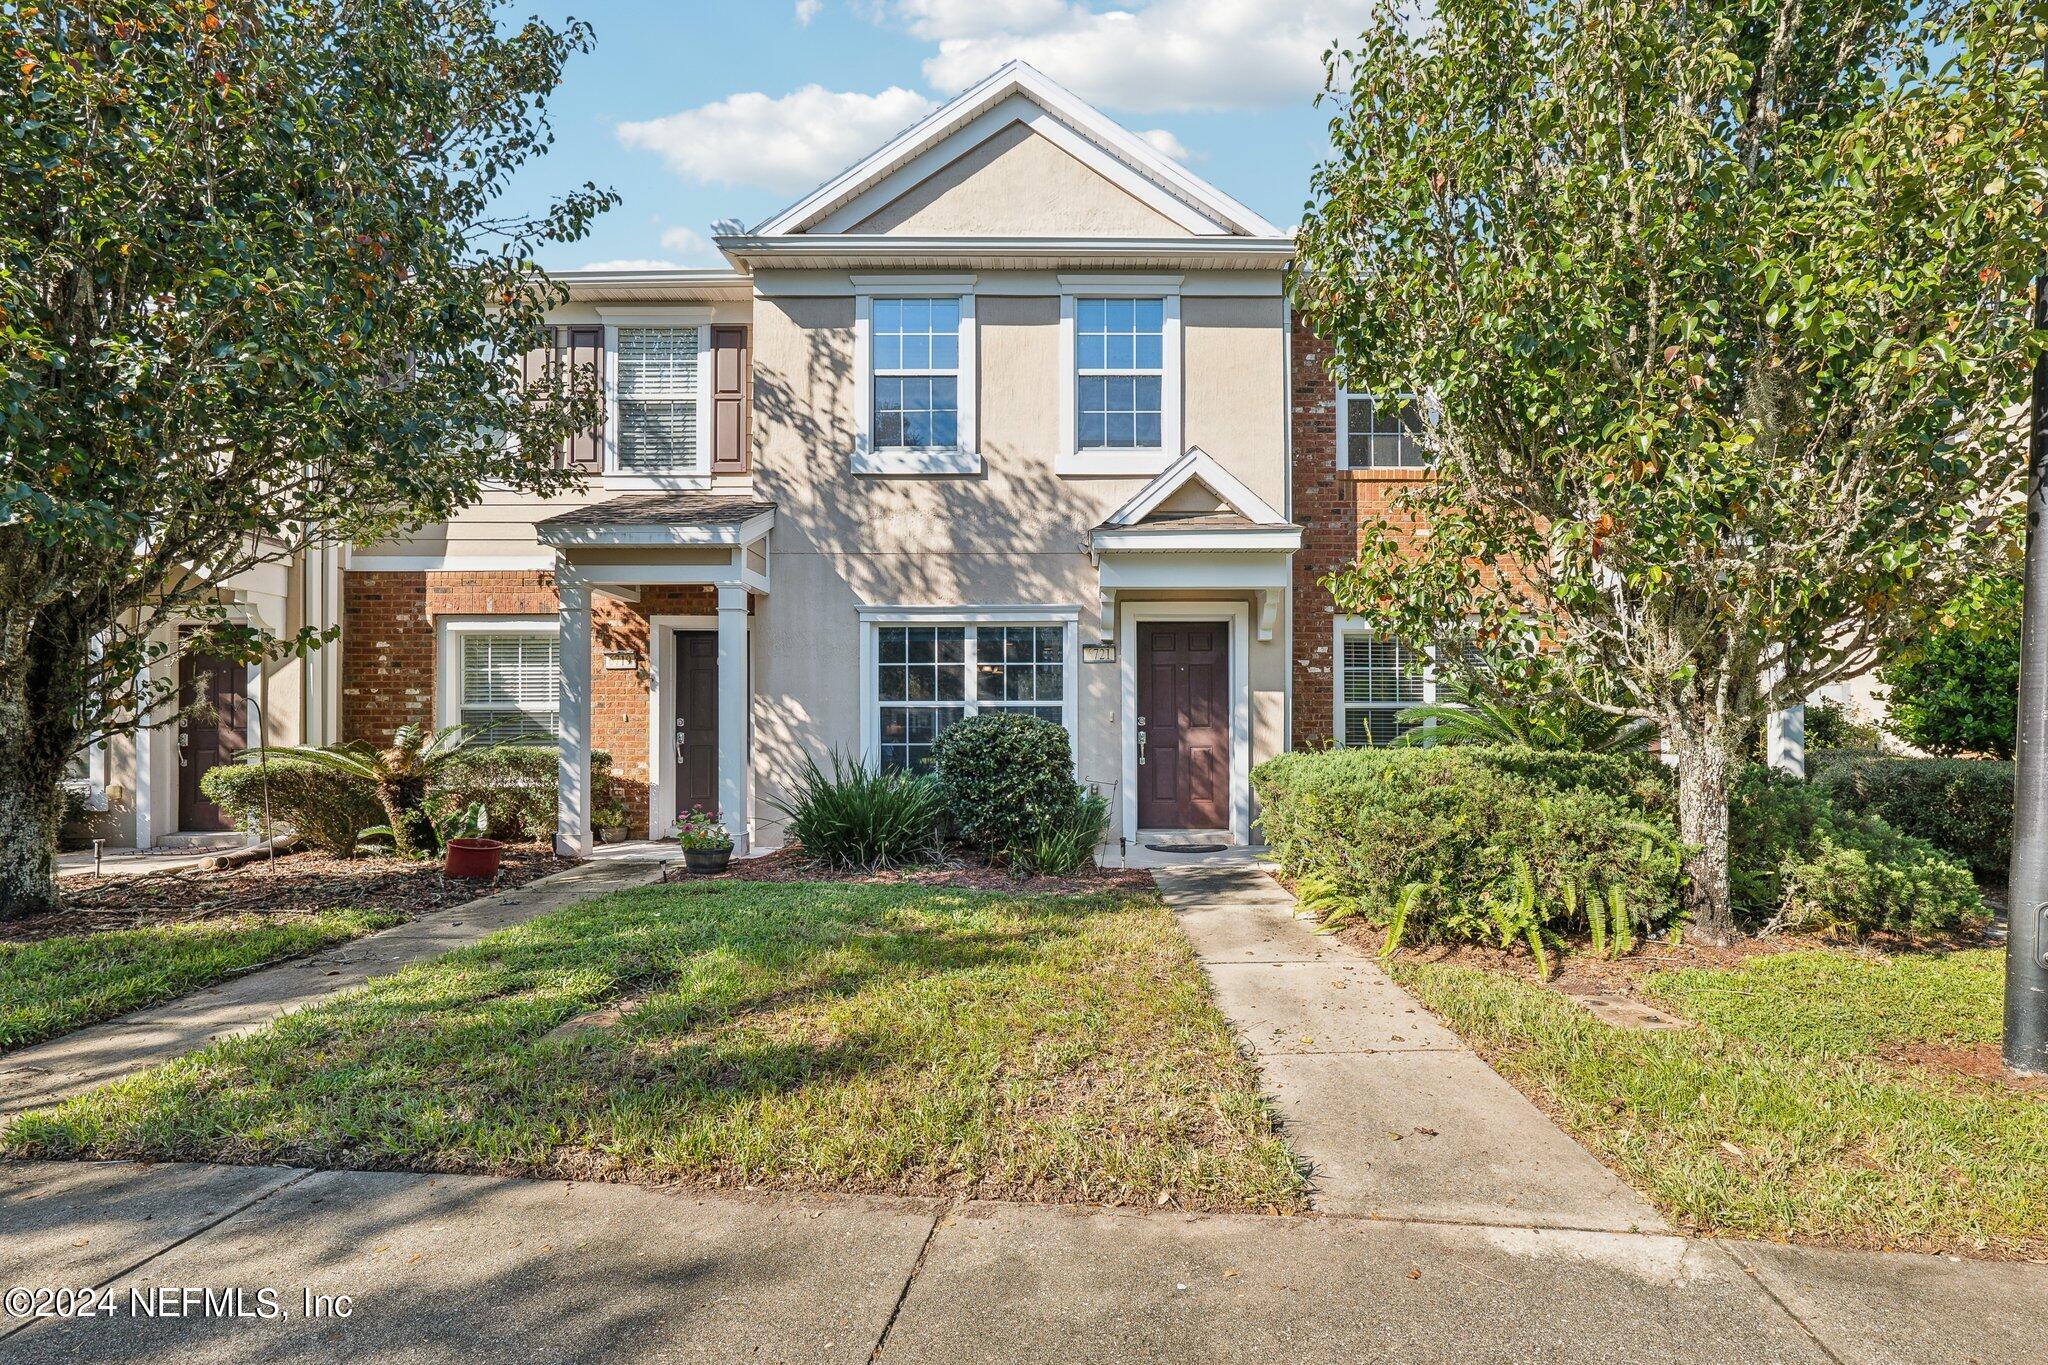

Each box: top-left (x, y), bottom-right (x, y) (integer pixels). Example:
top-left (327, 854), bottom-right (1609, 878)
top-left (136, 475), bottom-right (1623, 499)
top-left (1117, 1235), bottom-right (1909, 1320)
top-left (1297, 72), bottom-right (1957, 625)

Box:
top-left (536, 493), bottom-right (776, 532)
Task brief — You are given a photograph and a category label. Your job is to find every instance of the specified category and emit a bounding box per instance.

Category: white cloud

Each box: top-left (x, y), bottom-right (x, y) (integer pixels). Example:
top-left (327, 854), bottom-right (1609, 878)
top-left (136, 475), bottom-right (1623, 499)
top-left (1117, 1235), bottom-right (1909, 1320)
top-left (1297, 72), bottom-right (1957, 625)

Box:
top-left (918, 0), bottom-right (1376, 113)
top-left (795, 0), bottom-right (822, 25)
top-left (658, 226), bottom-right (722, 265)
top-left (1137, 128), bottom-right (1198, 163)
top-left (617, 85), bottom-right (938, 193)
top-left (571, 259), bottom-right (684, 272)
top-left (886, 0), bottom-right (1069, 40)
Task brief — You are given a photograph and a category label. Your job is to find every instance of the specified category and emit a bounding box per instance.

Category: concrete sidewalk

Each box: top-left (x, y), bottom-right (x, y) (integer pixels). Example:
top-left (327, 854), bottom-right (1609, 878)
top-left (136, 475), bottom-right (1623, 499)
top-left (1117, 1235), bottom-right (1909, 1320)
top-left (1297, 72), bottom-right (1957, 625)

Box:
top-left (0, 858), bottom-right (666, 1122)
top-left (2, 1159), bottom-right (2037, 1362)
top-left (1154, 865), bottom-right (1663, 1232)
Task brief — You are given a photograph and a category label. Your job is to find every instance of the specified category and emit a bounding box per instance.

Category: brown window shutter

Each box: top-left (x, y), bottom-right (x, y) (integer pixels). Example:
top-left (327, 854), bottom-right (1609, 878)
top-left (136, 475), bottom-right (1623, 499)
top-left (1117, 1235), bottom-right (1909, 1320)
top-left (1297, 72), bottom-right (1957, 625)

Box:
top-left (560, 325), bottom-right (606, 472)
top-left (709, 325), bottom-right (750, 473)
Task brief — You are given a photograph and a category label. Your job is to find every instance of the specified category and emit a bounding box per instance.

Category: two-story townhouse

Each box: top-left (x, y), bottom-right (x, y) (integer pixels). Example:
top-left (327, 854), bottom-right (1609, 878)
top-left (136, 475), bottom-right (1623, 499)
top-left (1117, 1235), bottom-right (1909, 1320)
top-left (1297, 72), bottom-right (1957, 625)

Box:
top-left (341, 62), bottom-right (1301, 858)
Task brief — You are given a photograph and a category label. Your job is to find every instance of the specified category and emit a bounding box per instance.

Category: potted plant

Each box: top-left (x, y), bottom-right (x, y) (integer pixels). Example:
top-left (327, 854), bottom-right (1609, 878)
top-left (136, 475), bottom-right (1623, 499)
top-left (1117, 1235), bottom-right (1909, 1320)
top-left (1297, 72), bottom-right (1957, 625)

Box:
top-left (594, 801), bottom-right (632, 844)
top-left (437, 801), bottom-right (503, 879)
top-left (672, 805), bottom-right (733, 874)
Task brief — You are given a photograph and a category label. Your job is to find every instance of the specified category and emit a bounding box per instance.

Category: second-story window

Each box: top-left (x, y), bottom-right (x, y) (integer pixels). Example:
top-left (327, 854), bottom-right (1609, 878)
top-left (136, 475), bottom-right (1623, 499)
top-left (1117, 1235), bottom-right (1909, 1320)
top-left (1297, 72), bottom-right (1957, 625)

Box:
top-left (1076, 298), bottom-right (1164, 450)
top-left (1338, 393), bottom-right (1427, 470)
top-left (872, 298), bottom-right (960, 450)
top-left (615, 326), bottom-right (702, 474)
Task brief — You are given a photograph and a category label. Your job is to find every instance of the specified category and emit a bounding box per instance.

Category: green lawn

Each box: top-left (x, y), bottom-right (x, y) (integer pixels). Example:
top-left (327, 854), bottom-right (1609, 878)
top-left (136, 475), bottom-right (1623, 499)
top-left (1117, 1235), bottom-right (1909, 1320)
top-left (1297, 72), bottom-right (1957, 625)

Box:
top-left (4, 881), bottom-right (1305, 1211)
top-left (1, 911), bottom-right (402, 1052)
top-left (1392, 948), bottom-right (2045, 1258)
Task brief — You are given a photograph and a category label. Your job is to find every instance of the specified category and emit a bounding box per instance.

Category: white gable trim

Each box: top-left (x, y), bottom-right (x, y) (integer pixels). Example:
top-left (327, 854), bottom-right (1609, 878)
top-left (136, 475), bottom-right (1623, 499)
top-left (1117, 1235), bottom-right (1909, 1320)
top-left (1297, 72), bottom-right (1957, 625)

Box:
top-left (1101, 448), bottom-right (1289, 529)
top-left (754, 62), bottom-right (1281, 239)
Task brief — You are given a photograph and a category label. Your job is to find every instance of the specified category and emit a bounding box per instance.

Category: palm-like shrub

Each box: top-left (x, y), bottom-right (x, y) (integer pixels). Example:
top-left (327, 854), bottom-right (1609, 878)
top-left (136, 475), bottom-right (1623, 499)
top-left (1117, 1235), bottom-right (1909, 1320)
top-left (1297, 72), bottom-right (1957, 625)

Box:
top-left (771, 751), bottom-right (943, 869)
top-left (261, 724), bottom-right (487, 858)
top-left (1397, 682), bottom-right (1654, 754)
top-left (1028, 788), bottom-right (1110, 876)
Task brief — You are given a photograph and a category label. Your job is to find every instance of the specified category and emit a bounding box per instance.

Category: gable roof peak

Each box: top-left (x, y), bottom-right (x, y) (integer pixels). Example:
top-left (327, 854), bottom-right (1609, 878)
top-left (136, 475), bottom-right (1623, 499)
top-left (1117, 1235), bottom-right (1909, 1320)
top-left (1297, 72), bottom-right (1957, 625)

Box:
top-left (1100, 447), bottom-right (1290, 530)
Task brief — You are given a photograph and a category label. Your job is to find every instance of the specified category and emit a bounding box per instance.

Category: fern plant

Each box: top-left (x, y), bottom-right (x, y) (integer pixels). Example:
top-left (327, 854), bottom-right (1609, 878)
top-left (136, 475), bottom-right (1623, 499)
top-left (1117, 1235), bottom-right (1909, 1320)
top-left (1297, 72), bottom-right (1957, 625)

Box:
top-left (1608, 886), bottom-right (1635, 956)
top-left (1379, 882), bottom-right (1423, 960)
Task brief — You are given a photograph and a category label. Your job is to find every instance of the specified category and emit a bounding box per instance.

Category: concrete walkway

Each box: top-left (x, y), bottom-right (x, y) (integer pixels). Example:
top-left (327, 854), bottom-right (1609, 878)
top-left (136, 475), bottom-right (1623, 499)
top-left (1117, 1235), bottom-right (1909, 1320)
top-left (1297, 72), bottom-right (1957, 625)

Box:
top-left (1154, 864), bottom-right (1664, 1232)
top-left (0, 858), bottom-right (666, 1121)
top-left (2, 1158), bottom-right (2038, 1362)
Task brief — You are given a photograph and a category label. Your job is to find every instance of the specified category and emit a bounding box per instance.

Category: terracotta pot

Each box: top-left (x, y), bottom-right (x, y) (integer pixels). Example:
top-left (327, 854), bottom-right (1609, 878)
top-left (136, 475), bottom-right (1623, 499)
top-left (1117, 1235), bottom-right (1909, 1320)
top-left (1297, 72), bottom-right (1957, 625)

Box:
top-left (683, 846), bottom-right (732, 875)
top-left (443, 837), bottom-right (505, 879)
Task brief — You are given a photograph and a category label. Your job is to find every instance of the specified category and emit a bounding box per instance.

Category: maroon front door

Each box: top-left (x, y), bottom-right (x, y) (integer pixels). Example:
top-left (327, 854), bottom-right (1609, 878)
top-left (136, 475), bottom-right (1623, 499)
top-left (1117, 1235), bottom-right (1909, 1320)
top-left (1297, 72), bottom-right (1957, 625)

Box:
top-left (178, 651), bottom-right (247, 832)
top-left (673, 630), bottom-right (719, 818)
top-left (1135, 621), bottom-right (1229, 830)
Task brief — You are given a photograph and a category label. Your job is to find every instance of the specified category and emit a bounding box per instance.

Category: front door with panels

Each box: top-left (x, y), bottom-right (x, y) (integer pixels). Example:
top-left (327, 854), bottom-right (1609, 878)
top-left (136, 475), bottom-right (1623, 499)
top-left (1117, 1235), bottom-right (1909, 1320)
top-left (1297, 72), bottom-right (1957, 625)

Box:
top-left (178, 649), bottom-right (247, 832)
top-left (1135, 621), bottom-right (1229, 830)
top-left (672, 630), bottom-right (719, 819)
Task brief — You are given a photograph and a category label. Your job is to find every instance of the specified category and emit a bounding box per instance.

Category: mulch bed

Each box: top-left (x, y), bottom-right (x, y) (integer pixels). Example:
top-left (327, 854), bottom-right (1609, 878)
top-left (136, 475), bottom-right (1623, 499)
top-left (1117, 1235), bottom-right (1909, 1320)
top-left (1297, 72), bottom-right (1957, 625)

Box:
top-left (671, 843), bottom-right (1154, 895)
top-left (10, 845), bottom-right (568, 945)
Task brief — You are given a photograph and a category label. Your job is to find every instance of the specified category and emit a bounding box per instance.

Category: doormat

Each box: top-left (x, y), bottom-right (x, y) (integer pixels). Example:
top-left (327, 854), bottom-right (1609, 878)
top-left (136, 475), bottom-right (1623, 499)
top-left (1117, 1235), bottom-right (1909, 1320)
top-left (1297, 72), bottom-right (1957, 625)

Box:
top-left (1146, 842), bottom-right (1227, 853)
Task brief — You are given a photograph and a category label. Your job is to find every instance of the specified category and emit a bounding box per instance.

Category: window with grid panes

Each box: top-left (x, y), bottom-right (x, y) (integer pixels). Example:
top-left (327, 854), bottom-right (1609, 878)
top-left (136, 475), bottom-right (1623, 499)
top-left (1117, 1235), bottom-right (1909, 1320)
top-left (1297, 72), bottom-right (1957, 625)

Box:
top-left (459, 632), bottom-right (560, 742)
top-left (1341, 393), bottom-right (1427, 470)
top-left (872, 298), bottom-right (961, 450)
top-left (876, 623), bottom-right (1068, 772)
top-left (1076, 298), bottom-right (1164, 449)
top-left (615, 326), bottom-right (700, 473)
top-left (1340, 632), bottom-right (1426, 747)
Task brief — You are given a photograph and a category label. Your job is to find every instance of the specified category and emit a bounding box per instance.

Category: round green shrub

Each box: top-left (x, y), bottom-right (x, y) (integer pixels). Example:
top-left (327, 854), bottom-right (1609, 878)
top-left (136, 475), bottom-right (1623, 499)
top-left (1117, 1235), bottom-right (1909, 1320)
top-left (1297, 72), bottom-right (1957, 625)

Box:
top-left (931, 713), bottom-right (1080, 862)
top-left (429, 744), bottom-right (611, 842)
top-left (200, 758), bottom-right (381, 855)
top-left (1808, 752), bottom-right (2012, 877)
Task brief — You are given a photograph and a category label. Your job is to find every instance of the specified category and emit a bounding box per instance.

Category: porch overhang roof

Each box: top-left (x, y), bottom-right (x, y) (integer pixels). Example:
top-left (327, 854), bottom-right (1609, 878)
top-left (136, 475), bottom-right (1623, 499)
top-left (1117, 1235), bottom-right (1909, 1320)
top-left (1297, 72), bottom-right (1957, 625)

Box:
top-left (536, 495), bottom-right (776, 548)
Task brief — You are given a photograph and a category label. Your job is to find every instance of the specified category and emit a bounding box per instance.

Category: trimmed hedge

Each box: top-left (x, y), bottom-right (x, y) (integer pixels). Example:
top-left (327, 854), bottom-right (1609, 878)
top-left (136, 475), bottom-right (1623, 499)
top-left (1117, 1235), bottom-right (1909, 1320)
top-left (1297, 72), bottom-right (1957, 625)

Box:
top-left (1252, 745), bottom-right (1682, 944)
top-left (201, 759), bottom-right (382, 855)
top-left (1730, 768), bottom-right (1983, 937)
top-left (429, 744), bottom-right (611, 842)
top-left (932, 713), bottom-right (1082, 861)
top-left (1808, 751), bottom-right (2012, 877)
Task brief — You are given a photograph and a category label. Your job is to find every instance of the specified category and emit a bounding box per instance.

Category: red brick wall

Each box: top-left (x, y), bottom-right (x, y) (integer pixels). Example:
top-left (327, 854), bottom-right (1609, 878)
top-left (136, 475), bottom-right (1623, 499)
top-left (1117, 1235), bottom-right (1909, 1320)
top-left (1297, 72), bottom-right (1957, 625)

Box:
top-left (1291, 315), bottom-right (1429, 750)
top-left (341, 570), bottom-right (714, 831)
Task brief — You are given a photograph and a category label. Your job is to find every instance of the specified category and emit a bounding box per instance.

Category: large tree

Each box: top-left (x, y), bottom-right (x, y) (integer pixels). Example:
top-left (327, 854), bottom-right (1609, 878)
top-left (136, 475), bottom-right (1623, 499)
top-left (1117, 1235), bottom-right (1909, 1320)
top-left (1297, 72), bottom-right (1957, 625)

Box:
top-left (0, 1), bottom-right (615, 916)
top-left (1293, 0), bottom-right (2048, 940)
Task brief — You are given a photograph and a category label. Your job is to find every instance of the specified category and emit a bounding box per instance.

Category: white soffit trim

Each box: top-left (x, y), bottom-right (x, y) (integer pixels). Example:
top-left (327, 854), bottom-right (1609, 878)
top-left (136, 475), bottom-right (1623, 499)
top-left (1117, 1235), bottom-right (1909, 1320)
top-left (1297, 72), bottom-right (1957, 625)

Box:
top-left (1101, 447), bottom-right (1290, 529)
top-left (752, 61), bottom-right (1281, 240)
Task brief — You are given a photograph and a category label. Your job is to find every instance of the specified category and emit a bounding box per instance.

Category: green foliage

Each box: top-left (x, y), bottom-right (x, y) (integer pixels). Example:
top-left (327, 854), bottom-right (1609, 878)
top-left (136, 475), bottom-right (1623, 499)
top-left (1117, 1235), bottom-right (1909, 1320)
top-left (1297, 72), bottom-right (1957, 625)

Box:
top-left (428, 744), bottom-right (611, 845)
top-left (670, 805), bottom-right (732, 852)
top-left (931, 713), bottom-right (1084, 863)
top-left (1810, 752), bottom-right (2013, 876)
top-left (1729, 769), bottom-right (1983, 937)
top-left (1292, 0), bottom-right (2047, 935)
top-left (264, 724), bottom-right (491, 858)
top-left (1877, 575), bottom-right (2021, 758)
top-left (1802, 700), bottom-right (1884, 752)
top-left (771, 752), bottom-right (943, 869)
top-left (0, 2), bottom-right (614, 914)
top-left (1397, 682), bottom-right (1655, 754)
top-left (1027, 788), bottom-right (1110, 877)
top-left (200, 758), bottom-right (382, 856)
top-left (1253, 746), bottom-right (1683, 948)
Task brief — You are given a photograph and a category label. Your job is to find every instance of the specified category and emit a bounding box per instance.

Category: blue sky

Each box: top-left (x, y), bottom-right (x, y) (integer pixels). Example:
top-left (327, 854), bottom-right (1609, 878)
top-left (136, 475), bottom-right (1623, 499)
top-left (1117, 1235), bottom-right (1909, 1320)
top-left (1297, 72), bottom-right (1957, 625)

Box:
top-left (507, 1), bottom-right (1372, 270)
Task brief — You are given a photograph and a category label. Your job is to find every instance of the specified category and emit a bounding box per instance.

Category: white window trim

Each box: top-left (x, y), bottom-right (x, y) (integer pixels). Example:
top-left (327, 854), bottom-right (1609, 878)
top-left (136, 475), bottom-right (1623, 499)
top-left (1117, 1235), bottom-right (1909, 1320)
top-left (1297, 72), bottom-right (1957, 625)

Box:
top-left (852, 279), bottom-right (980, 476)
top-left (1057, 276), bottom-right (1183, 477)
top-left (435, 615), bottom-right (561, 735)
top-left (856, 607), bottom-right (1081, 768)
top-left (1335, 390), bottom-right (1429, 472)
top-left (596, 307), bottom-right (716, 490)
top-left (1331, 616), bottom-right (1437, 747)
top-left (1118, 600), bottom-right (1250, 844)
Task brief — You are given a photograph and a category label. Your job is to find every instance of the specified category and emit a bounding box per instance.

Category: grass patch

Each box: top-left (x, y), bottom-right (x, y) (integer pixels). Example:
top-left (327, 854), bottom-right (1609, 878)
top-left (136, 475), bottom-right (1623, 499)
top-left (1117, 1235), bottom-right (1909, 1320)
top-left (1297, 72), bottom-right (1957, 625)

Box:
top-left (4, 882), bottom-right (1304, 1211)
top-left (1, 911), bottom-right (402, 1052)
top-left (1391, 949), bottom-right (2045, 1258)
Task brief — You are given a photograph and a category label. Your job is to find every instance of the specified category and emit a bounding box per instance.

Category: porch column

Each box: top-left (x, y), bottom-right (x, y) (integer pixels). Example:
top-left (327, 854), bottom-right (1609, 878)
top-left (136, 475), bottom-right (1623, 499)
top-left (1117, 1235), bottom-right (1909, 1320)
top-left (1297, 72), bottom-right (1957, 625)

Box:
top-left (1767, 703), bottom-right (1807, 779)
top-left (716, 584), bottom-right (751, 854)
top-left (555, 581), bottom-right (594, 858)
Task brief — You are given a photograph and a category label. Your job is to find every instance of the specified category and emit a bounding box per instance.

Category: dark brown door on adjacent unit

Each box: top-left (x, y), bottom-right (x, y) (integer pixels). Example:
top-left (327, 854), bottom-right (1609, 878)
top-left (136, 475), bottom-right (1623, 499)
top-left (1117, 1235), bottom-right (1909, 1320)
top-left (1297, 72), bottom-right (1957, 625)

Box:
top-left (673, 631), bottom-right (720, 818)
top-left (1135, 621), bottom-right (1229, 830)
top-left (178, 651), bottom-right (247, 832)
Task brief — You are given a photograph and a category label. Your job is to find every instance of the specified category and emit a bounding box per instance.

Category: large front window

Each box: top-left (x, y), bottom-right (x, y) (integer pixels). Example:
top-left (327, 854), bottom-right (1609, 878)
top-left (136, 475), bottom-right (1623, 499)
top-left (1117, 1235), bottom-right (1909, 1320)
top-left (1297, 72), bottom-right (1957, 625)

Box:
top-left (458, 631), bottom-right (560, 742)
top-left (1076, 297), bottom-right (1164, 449)
top-left (1339, 630), bottom-right (1426, 747)
top-left (615, 325), bottom-right (701, 474)
top-left (876, 622), bottom-right (1068, 772)
top-left (872, 298), bottom-right (961, 450)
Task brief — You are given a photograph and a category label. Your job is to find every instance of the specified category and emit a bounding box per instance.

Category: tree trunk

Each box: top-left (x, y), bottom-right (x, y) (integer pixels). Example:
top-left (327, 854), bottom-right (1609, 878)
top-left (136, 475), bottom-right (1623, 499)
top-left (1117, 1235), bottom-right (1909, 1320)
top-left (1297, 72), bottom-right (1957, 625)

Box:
top-left (376, 776), bottom-right (436, 859)
top-left (0, 735), bottom-right (69, 920)
top-left (1668, 715), bottom-right (1739, 944)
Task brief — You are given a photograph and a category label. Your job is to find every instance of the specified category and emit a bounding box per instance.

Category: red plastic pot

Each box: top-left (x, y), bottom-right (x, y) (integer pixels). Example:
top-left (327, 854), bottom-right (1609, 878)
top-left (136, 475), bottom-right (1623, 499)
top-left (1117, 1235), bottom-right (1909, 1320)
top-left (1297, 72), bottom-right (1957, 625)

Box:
top-left (443, 838), bottom-right (505, 880)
